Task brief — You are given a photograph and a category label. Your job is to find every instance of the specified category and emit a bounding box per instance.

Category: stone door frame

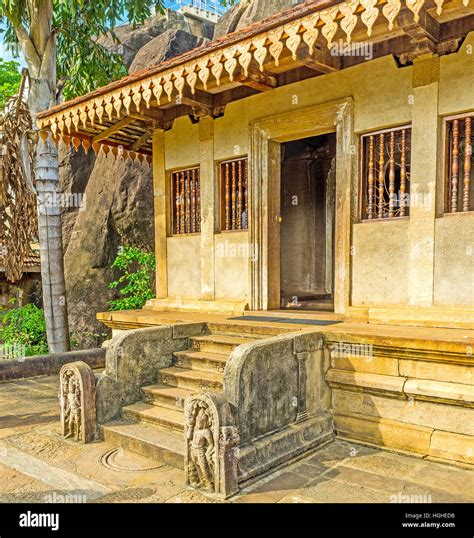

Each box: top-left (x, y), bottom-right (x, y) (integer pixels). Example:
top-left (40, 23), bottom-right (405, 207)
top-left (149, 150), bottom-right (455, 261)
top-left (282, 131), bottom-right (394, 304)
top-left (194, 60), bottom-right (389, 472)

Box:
top-left (248, 97), bottom-right (356, 313)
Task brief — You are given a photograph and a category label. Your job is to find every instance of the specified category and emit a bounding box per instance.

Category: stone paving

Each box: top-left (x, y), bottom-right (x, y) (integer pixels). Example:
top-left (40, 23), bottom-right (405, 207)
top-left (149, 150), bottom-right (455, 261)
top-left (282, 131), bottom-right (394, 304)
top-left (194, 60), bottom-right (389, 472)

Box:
top-left (0, 375), bottom-right (473, 504)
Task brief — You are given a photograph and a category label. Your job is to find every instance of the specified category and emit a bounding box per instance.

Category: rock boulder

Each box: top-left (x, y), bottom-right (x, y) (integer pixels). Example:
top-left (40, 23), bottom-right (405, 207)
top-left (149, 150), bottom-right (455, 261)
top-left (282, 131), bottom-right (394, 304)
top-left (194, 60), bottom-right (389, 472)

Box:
top-left (130, 29), bottom-right (207, 74)
top-left (98, 9), bottom-right (213, 69)
top-left (214, 0), bottom-right (305, 39)
top-left (59, 147), bottom-right (96, 251)
top-left (64, 153), bottom-right (154, 348)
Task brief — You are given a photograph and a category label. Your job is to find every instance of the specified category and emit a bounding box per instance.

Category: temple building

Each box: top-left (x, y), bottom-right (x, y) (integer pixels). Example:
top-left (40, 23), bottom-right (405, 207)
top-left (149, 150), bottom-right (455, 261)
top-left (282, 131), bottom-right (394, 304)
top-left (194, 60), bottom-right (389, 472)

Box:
top-left (39, 0), bottom-right (474, 497)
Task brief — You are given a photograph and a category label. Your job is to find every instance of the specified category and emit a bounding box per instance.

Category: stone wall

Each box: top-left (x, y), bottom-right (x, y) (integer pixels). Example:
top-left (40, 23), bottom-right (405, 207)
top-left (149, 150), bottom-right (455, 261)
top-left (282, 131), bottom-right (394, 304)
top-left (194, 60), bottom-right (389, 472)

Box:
top-left (325, 332), bottom-right (474, 466)
top-left (224, 331), bottom-right (333, 482)
top-left (95, 324), bottom-right (206, 423)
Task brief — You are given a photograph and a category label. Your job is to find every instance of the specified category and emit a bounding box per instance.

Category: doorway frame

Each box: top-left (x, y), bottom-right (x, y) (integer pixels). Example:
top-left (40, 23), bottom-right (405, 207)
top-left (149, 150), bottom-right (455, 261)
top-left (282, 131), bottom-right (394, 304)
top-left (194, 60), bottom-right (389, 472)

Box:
top-left (248, 97), bottom-right (356, 313)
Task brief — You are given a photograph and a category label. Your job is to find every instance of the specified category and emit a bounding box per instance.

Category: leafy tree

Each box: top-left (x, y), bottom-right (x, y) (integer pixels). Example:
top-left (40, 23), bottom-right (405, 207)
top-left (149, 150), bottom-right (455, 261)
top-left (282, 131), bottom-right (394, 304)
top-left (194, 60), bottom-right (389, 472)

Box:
top-left (109, 246), bottom-right (156, 311)
top-left (0, 0), bottom-right (168, 354)
top-left (0, 58), bottom-right (21, 109)
top-left (0, 0), bottom-right (233, 353)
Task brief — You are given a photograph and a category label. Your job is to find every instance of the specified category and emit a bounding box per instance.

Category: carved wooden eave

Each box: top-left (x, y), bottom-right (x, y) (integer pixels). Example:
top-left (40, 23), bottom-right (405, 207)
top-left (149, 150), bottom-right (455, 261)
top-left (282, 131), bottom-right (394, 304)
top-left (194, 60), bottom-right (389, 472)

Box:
top-left (36, 0), bottom-right (473, 163)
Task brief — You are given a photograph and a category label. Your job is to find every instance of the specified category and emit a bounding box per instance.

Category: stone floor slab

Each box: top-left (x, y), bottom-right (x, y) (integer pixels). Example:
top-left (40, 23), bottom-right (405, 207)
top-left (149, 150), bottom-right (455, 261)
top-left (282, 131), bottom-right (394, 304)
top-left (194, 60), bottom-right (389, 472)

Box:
top-left (1, 374), bottom-right (473, 504)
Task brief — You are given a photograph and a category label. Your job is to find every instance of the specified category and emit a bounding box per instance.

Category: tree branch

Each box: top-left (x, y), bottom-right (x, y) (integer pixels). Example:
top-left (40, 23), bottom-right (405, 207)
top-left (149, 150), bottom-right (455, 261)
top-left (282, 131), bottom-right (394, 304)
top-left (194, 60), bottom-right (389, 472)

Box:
top-left (39, 30), bottom-right (56, 81)
top-left (14, 24), bottom-right (42, 76)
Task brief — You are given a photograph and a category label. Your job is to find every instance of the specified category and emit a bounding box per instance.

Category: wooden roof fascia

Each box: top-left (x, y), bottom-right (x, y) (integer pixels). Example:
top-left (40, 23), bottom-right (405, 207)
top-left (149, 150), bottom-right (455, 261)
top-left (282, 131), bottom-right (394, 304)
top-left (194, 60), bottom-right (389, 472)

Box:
top-left (35, 0), bottom-right (473, 161)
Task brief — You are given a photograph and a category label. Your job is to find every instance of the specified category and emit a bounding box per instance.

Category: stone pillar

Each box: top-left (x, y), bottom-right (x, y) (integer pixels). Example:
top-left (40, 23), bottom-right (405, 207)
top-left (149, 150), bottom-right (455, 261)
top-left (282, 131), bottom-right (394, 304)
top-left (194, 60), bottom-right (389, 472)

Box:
top-left (407, 56), bottom-right (440, 306)
top-left (199, 116), bottom-right (216, 301)
top-left (153, 129), bottom-right (168, 299)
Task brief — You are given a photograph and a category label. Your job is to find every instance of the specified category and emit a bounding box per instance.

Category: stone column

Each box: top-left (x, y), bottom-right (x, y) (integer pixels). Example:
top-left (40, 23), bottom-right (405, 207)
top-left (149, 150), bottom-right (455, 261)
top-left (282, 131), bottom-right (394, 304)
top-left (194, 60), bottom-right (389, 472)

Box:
top-left (407, 56), bottom-right (440, 306)
top-left (199, 116), bottom-right (216, 301)
top-left (153, 129), bottom-right (168, 299)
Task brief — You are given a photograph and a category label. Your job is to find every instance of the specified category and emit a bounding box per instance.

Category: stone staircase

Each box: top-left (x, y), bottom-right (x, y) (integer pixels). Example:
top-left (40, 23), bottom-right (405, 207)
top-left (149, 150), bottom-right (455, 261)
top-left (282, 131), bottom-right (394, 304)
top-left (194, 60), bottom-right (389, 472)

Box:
top-left (100, 323), bottom-right (281, 468)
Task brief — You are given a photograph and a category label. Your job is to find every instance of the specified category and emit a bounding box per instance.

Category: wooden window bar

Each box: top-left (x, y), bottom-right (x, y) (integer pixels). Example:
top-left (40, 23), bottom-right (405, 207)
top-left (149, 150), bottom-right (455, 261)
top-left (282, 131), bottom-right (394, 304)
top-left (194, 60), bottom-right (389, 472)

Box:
top-left (172, 167), bottom-right (201, 235)
top-left (446, 113), bottom-right (473, 213)
top-left (221, 157), bottom-right (249, 231)
top-left (361, 126), bottom-right (412, 220)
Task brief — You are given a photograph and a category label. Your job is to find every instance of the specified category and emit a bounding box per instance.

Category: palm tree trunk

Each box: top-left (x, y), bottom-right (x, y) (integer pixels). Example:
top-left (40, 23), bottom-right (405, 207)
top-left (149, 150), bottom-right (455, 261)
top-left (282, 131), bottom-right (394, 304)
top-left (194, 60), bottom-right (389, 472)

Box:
top-left (26, 21), bottom-right (70, 353)
top-left (35, 133), bottom-right (70, 353)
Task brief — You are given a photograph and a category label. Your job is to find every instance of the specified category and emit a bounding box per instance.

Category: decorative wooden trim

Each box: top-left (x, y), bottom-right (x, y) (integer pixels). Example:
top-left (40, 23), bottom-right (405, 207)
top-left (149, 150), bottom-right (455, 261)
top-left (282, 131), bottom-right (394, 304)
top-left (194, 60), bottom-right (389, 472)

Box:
top-left (360, 124), bottom-right (412, 221)
top-left (170, 166), bottom-right (201, 236)
top-left (445, 112), bottom-right (474, 214)
top-left (37, 0), bottom-right (464, 163)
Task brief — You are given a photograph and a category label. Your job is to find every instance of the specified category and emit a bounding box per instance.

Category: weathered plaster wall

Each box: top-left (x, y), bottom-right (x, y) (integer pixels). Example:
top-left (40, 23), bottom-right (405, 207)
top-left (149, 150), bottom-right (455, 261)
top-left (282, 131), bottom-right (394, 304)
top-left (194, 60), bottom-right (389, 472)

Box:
top-left (434, 213), bottom-right (474, 306)
top-left (433, 38), bottom-right (474, 307)
top-left (352, 220), bottom-right (410, 306)
top-left (164, 116), bottom-right (200, 168)
top-left (213, 55), bottom-right (411, 158)
top-left (157, 33), bottom-right (474, 311)
top-left (167, 236), bottom-right (201, 299)
top-left (215, 232), bottom-right (249, 301)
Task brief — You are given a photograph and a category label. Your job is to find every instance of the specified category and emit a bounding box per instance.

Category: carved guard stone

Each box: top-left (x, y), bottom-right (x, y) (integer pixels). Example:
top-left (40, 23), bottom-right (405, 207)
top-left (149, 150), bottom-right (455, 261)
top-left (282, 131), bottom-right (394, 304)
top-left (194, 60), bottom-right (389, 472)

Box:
top-left (184, 393), bottom-right (239, 499)
top-left (59, 361), bottom-right (96, 443)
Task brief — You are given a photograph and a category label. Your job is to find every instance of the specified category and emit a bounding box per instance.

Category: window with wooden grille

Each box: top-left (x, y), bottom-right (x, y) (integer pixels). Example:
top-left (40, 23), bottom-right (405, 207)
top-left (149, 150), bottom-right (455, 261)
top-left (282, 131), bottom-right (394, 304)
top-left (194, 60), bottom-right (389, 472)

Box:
top-left (360, 126), bottom-right (411, 220)
top-left (220, 157), bottom-right (249, 231)
top-left (171, 167), bottom-right (201, 235)
top-left (445, 113), bottom-right (473, 213)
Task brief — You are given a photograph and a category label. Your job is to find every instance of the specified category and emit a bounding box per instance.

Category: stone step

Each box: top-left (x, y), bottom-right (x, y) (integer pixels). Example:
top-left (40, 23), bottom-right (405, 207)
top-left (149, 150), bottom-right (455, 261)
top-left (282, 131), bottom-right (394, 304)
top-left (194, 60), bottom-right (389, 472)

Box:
top-left (142, 384), bottom-right (192, 410)
top-left (207, 322), bottom-right (282, 338)
top-left (190, 334), bottom-right (258, 354)
top-left (158, 366), bottom-right (223, 392)
top-left (100, 420), bottom-right (184, 468)
top-left (122, 402), bottom-right (185, 433)
top-left (173, 350), bottom-right (228, 374)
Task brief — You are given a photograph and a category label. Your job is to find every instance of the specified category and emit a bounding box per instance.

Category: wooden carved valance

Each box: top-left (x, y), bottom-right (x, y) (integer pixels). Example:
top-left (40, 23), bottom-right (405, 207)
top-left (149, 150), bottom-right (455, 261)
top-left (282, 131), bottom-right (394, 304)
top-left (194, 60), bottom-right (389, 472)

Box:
top-left (37, 0), bottom-right (471, 163)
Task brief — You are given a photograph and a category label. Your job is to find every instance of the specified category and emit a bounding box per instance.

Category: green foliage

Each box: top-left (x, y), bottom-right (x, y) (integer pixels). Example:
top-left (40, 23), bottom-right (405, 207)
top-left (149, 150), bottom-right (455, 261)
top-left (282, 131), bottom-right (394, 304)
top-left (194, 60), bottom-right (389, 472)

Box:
top-left (109, 246), bottom-right (156, 311)
top-left (0, 303), bottom-right (48, 357)
top-left (0, 0), bottom-right (236, 100)
top-left (0, 58), bottom-right (21, 109)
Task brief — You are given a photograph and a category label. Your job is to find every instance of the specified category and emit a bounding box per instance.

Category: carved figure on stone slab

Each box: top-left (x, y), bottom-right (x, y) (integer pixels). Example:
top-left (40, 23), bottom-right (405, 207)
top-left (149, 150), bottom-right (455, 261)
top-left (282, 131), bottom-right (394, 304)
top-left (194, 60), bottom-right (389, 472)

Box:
top-left (187, 402), bottom-right (215, 492)
top-left (59, 361), bottom-right (96, 444)
top-left (62, 372), bottom-right (82, 440)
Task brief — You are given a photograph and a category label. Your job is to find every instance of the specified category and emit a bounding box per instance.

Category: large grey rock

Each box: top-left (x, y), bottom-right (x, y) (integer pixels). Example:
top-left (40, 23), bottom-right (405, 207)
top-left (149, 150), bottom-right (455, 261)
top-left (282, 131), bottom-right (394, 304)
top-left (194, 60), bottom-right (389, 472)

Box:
top-left (64, 153), bottom-right (155, 348)
top-left (214, 0), bottom-right (305, 39)
top-left (130, 29), bottom-right (206, 74)
top-left (59, 147), bottom-right (96, 251)
top-left (62, 13), bottom-right (216, 349)
top-left (98, 9), bottom-right (213, 69)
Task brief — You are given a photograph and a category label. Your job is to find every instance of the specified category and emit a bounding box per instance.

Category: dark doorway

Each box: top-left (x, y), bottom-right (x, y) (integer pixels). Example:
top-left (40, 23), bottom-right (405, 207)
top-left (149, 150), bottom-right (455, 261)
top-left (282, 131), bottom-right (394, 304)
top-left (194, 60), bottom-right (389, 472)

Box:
top-left (280, 133), bottom-right (337, 311)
